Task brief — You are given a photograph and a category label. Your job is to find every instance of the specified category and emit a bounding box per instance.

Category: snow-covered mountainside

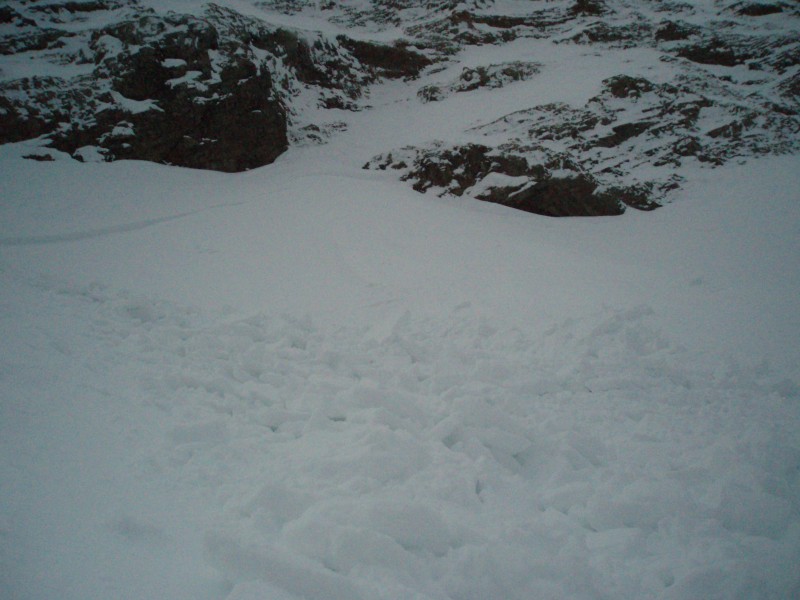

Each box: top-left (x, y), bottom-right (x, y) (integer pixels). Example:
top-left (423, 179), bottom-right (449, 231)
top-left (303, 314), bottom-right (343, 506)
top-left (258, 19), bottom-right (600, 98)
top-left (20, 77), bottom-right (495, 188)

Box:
top-left (362, 0), bottom-right (800, 215)
top-left (1, 2), bottom-right (800, 600)
top-left (2, 0), bottom-right (798, 213)
top-left (0, 0), bottom-right (431, 171)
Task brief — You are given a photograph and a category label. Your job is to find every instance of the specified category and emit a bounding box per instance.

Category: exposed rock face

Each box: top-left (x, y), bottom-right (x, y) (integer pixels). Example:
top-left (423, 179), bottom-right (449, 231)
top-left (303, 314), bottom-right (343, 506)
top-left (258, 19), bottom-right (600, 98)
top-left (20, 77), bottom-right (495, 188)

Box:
top-left (570, 0), bottom-right (609, 17)
top-left (365, 139), bottom-right (661, 217)
top-left (337, 37), bottom-right (432, 79)
top-left (367, 61), bottom-right (796, 216)
top-left (362, 0), bottom-right (800, 216)
top-left (505, 175), bottom-right (624, 218)
top-left (2, 0), bottom-right (799, 215)
top-left (45, 11), bottom-right (289, 171)
top-left (417, 62), bottom-right (541, 102)
top-left (734, 2), bottom-right (785, 17)
top-left (0, 1), bottom-right (432, 171)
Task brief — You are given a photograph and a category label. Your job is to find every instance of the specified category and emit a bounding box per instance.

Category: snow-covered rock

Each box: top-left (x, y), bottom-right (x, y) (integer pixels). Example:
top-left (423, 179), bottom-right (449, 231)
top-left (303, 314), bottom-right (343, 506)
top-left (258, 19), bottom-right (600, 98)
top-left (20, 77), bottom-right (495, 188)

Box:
top-left (0, 1), bottom-right (430, 171)
top-left (365, 0), bottom-right (800, 215)
top-left (2, 0), bottom-right (798, 200)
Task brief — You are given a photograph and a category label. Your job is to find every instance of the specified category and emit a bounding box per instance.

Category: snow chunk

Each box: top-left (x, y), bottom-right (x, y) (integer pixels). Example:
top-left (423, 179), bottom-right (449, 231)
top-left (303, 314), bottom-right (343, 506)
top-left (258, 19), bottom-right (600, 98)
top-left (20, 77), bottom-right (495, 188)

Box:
top-left (166, 70), bottom-right (207, 90)
top-left (72, 145), bottom-right (108, 162)
top-left (466, 172), bottom-right (531, 198)
top-left (110, 91), bottom-right (162, 114)
top-left (109, 122), bottom-right (135, 137)
top-left (161, 58), bottom-right (188, 69)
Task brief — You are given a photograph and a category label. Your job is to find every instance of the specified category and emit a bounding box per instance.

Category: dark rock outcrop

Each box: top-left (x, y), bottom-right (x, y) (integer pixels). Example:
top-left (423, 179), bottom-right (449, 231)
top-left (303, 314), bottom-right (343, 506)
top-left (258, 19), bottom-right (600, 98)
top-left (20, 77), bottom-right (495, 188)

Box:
top-left (654, 21), bottom-right (700, 42)
top-left (418, 61), bottom-right (541, 102)
top-left (366, 58), bottom-right (798, 216)
top-left (337, 37), bottom-right (431, 79)
top-left (676, 38), bottom-right (750, 67)
top-left (365, 143), bottom-right (647, 217)
top-left (0, 10), bottom-right (290, 171)
top-left (569, 0), bottom-right (608, 17)
top-left (0, 2), bottom-right (412, 171)
top-left (2, 0), bottom-right (799, 216)
top-left (735, 2), bottom-right (784, 17)
top-left (52, 73), bottom-right (287, 172)
top-left (500, 175), bottom-right (623, 217)
top-left (603, 75), bottom-right (655, 99)
top-left (45, 11), bottom-right (289, 171)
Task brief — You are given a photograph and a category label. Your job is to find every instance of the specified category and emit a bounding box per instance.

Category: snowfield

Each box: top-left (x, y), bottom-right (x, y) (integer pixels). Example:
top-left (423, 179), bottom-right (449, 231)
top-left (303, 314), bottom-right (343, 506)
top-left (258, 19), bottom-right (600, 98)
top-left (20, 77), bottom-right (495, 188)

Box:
top-left (2, 1), bottom-right (800, 598)
top-left (2, 145), bottom-right (799, 600)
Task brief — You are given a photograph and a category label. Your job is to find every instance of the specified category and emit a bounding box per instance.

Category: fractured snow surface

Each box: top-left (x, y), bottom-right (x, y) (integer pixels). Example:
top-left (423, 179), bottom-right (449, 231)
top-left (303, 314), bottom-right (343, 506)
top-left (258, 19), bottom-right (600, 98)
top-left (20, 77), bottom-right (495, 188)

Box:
top-left (3, 23), bottom-right (800, 600)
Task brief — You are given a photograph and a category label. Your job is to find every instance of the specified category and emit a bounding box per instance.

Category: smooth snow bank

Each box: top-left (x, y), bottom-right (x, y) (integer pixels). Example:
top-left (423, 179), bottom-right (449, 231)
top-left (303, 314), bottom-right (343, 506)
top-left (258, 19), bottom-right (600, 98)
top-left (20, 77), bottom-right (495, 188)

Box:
top-left (2, 146), bottom-right (799, 370)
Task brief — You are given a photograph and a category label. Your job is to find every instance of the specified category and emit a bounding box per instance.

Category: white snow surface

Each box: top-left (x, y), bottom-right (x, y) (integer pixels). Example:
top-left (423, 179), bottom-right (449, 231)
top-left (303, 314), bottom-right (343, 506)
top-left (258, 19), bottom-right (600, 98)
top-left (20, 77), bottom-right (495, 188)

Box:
top-left (3, 3), bottom-right (800, 599)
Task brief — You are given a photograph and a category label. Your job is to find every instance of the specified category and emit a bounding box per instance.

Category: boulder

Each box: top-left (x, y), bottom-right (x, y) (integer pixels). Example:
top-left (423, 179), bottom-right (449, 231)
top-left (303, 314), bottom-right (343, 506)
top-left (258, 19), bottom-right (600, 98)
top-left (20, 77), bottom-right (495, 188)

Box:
top-left (498, 175), bottom-right (624, 217)
top-left (365, 144), bottom-right (636, 217)
top-left (337, 37), bottom-right (431, 79)
top-left (0, 3), bottom-right (386, 171)
top-left (735, 2), bottom-right (784, 17)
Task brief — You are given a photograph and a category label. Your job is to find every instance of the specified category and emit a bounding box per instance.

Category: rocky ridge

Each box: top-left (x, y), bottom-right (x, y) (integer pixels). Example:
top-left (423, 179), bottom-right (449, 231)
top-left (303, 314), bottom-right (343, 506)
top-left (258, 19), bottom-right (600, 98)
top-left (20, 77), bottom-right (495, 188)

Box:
top-left (361, 0), bottom-right (800, 215)
top-left (0, 0), bottom-right (430, 171)
top-left (1, 0), bottom-right (799, 214)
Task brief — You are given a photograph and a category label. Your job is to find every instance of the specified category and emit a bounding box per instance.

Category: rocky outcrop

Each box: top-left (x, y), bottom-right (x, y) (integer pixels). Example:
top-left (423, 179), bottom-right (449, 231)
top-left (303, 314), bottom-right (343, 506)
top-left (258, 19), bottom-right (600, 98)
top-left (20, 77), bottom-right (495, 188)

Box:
top-left (336, 37), bottom-right (432, 79)
top-left (503, 176), bottom-right (626, 218)
top-left (364, 142), bottom-right (657, 217)
top-left (418, 62), bottom-right (541, 102)
top-left (360, 0), bottom-right (800, 216)
top-left (0, 1), bottom-right (433, 171)
top-left (365, 64), bottom-right (797, 215)
top-left (733, 2), bottom-right (786, 17)
top-left (50, 11), bottom-right (291, 171)
top-left (0, 8), bottom-right (291, 171)
top-left (569, 0), bottom-right (609, 17)
top-left (2, 0), bottom-right (799, 216)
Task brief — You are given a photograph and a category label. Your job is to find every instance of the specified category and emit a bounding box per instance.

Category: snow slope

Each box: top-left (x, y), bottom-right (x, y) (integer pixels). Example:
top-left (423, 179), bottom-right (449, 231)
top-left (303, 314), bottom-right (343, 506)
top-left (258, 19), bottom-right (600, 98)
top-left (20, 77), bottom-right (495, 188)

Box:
top-left (2, 3), bottom-right (800, 600)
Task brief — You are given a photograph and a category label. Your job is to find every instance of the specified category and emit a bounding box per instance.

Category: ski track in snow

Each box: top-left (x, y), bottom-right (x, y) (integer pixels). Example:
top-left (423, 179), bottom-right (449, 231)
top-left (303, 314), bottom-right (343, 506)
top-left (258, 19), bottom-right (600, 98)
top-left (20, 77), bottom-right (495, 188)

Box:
top-left (2, 268), bottom-right (798, 600)
top-left (0, 199), bottom-right (251, 247)
top-left (0, 211), bottom-right (204, 246)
